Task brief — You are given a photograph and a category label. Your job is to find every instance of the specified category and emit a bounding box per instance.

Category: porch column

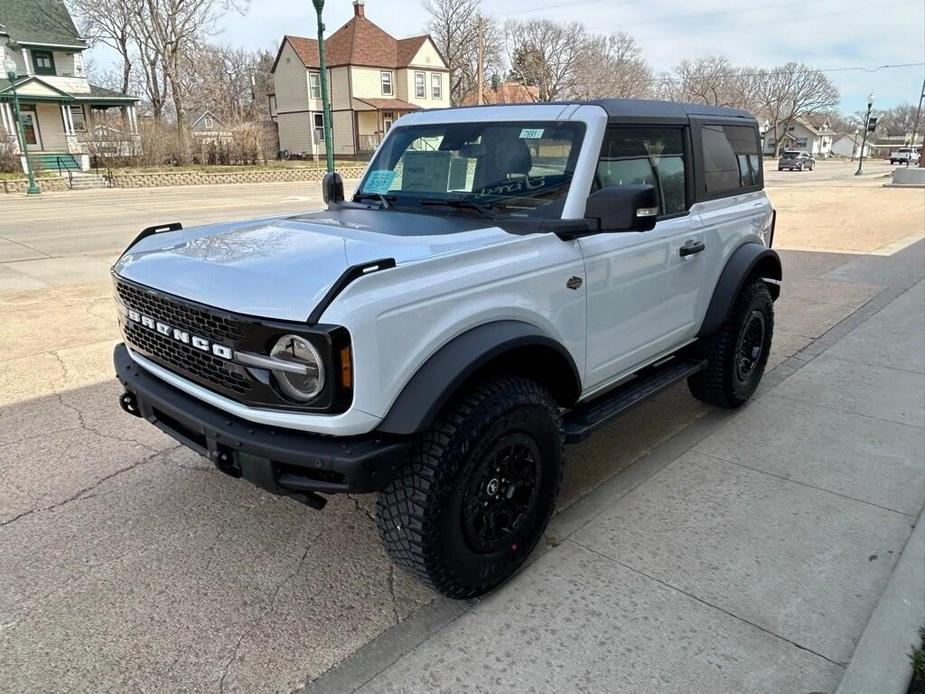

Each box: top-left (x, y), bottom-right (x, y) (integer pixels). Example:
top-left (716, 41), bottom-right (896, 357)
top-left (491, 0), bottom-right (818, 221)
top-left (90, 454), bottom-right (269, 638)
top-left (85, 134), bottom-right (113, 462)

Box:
top-left (0, 102), bottom-right (13, 137)
top-left (128, 105), bottom-right (138, 134)
top-left (61, 104), bottom-right (74, 135)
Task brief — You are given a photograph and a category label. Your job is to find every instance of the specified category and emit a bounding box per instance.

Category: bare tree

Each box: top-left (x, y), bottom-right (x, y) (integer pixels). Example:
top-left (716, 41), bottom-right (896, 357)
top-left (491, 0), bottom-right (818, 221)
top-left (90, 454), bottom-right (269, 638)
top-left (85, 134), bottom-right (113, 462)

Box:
top-left (130, 0), bottom-right (245, 162)
top-left (754, 62), bottom-right (839, 156)
top-left (504, 19), bottom-right (587, 101)
top-left (185, 45), bottom-right (272, 122)
top-left (571, 33), bottom-right (650, 100)
top-left (657, 57), bottom-right (757, 111)
top-left (68, 0), bottom-right (135, 93)
top-left (878, 104), bottom-right (919, 137)
top-left (425, 0), bottom-right (502, 105)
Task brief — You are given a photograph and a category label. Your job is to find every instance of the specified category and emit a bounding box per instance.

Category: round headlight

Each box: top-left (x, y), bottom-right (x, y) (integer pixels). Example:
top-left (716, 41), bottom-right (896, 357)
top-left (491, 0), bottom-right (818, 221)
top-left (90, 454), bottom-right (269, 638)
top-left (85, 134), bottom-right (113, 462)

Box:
top-left (270, 335), bottom-right (325, 401)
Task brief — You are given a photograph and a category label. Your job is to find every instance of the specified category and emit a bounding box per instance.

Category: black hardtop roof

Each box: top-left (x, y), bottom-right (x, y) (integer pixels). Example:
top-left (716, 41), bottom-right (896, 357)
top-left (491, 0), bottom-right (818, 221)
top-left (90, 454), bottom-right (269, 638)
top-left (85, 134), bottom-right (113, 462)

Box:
top-left (421, 97), bottom-right (756, 124)
top-left (587, 98), bottom-right (754, 121)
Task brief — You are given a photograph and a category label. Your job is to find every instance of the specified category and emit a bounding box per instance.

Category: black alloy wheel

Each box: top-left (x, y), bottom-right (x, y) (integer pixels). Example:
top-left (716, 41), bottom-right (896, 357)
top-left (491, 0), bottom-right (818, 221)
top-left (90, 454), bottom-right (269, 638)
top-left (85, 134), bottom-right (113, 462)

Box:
top-left (462, 433), bottom-right (542, 554)
top-left (735, 310), bottom-right (767, 386)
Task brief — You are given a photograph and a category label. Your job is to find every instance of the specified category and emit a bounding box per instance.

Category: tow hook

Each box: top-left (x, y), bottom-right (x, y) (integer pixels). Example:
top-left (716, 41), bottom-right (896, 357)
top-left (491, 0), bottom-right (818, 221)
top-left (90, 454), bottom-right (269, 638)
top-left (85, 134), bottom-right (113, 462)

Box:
top-left (119, 391), bottom-right (141, 417)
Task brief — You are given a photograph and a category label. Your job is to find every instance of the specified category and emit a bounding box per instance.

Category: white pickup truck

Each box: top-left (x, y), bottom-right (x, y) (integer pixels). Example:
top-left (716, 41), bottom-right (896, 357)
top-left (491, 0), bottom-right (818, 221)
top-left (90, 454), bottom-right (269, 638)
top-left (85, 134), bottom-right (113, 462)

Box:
top-left (890, 147), bottom-right (921, 165)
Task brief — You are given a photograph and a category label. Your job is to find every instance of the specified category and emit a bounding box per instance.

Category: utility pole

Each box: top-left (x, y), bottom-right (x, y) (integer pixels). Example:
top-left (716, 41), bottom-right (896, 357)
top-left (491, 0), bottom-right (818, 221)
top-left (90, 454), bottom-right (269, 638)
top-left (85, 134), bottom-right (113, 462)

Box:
top-left (477, 16), bottom-right (485, 105)
top-left (910, 78), bottom-right (925, 168)
top-left (855, 93), bottom-right (874, 176)
top-left (312, 0), bottom-right (335, 174)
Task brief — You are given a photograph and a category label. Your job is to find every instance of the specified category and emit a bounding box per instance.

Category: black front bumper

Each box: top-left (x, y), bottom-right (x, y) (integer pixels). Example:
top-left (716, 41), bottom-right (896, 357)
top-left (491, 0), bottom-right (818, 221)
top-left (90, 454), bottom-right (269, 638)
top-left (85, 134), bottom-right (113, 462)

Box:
top-left (114, 344), bottom-right (411, 499)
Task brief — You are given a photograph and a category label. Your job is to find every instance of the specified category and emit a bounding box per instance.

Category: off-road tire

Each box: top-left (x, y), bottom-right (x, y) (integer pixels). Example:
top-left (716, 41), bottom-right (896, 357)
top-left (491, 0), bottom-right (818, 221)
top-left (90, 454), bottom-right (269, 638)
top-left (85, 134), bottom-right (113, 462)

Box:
top-left (688, 279), bottom-right (774, 408)
top-left (377, 376), bottom-right (563, 599)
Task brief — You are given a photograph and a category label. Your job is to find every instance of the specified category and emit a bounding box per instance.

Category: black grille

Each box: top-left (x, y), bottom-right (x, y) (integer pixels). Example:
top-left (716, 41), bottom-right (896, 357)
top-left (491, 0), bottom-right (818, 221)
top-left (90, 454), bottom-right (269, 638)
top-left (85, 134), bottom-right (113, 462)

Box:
top-left (123, 321), bottom-right (250, 394)
top-left (116, 280), bottom-right (252, 396)
top-left (116, 280), bottom-right (246, 344)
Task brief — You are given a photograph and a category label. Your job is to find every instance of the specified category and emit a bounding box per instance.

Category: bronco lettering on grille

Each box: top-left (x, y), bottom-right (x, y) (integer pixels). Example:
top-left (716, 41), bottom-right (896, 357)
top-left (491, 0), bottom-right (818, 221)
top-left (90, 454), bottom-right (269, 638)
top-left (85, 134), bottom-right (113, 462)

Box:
top-left (125, 308), bottom-right (233, 360)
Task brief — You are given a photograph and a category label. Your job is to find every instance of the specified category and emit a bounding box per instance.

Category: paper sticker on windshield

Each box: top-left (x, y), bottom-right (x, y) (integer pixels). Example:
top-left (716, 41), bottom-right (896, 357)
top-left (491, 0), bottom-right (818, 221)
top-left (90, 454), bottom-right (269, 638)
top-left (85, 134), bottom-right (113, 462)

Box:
top-left (519, 128), bottom-right (544, 139)
top-left (363, 170), bottom-right (396, 194)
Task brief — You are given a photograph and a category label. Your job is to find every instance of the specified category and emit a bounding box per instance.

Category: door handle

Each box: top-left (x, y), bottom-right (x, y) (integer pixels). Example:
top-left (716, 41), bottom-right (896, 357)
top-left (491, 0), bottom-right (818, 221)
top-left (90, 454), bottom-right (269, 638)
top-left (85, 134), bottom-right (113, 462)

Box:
top-left (679, 241), bottom-right (705, 257)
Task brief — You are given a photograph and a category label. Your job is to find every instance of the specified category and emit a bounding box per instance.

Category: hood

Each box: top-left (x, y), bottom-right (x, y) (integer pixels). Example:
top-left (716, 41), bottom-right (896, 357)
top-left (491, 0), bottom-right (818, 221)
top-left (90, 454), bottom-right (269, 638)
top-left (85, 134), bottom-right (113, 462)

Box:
top-left (113, 208), bottom-right (508, 321)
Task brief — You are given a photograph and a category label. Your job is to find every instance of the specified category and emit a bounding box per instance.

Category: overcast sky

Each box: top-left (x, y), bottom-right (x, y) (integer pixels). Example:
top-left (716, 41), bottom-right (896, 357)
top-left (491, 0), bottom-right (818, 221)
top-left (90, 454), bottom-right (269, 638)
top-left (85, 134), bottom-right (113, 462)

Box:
top-left (108, 0), bottom-right (925, 111)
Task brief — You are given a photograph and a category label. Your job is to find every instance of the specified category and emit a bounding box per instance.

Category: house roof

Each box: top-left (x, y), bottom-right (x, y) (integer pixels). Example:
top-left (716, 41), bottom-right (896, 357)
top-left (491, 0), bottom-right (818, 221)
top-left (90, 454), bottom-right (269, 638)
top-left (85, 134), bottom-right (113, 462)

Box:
top-left (353, 97), bottom-right (420, 111)
top-left (0, 76), bottom-right (137, 102)
top-left (191, 110), bottom-right (223, 130)
top-left (461, 82), bottom-right (540, 106)
top-left (0, 0), bottom-right (85, 48)
top-left (278, 15), bottom-right (444, 70)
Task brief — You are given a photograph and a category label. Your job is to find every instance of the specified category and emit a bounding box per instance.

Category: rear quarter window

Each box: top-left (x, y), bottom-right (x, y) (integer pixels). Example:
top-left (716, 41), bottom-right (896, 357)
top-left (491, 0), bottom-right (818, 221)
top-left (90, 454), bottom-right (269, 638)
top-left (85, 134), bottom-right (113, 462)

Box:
top-left (700, 124), bottom-right (760, 195)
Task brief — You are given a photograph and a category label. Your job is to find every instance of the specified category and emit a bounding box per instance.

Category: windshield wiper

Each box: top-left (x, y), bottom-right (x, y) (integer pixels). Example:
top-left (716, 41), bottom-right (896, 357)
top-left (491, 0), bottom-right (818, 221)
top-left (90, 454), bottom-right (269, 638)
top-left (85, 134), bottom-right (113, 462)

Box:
top-left (418, 197), bottom-right (497, 219)
top-left (353, 192), bottom-right (396, 208)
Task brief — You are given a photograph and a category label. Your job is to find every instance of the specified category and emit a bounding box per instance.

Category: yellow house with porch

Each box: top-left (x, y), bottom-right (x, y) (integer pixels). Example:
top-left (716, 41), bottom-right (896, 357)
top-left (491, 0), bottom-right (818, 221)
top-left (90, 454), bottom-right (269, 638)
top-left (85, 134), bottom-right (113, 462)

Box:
top-left (0, 0), bottom-right (139, 173)
top-left (270, 0), bottom-right (451, 159)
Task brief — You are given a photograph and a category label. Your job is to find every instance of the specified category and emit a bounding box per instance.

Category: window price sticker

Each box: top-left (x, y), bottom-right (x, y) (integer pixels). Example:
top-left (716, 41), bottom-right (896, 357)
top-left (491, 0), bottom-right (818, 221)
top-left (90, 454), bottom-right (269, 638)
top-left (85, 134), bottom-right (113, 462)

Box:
top-left (519, 128), bottom-right (545, 139)
top-left (363, 170), bottom-right (396, 194)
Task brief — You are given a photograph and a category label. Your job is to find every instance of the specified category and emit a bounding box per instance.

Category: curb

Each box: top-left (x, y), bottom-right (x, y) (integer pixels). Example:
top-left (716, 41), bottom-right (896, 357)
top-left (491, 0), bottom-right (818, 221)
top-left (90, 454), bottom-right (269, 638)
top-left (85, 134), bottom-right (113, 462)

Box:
top-left (836, 509), bottom-right (924, 694)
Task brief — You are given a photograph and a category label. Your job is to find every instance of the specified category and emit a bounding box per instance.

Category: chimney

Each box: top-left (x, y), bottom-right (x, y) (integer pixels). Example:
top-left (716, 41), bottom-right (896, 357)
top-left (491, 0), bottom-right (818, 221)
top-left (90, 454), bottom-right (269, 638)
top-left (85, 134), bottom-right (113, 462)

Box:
top-left (353, 0), bottom-right (365, 18)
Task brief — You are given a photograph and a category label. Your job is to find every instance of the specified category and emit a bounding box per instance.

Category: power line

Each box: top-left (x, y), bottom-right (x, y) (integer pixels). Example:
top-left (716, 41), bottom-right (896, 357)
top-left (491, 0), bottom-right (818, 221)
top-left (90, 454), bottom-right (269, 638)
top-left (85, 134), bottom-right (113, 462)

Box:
top-left (563, 62), bottom-right (925, 89)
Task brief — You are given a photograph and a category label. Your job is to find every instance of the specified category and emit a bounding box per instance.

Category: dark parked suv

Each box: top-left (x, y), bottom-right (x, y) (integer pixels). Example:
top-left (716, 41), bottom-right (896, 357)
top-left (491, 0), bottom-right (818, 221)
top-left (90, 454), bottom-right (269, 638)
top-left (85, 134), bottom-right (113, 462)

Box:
top-left (777, 150), bottom-right (815, 171)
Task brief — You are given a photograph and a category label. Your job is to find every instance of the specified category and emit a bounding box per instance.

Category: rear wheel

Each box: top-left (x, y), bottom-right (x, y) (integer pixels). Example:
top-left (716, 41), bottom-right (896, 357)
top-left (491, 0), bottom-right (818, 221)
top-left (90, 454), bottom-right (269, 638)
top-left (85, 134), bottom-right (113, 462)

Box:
top-left (688, 279), bottom-right (774, 408)
top-left (377, 376), bottom-right (563, 599)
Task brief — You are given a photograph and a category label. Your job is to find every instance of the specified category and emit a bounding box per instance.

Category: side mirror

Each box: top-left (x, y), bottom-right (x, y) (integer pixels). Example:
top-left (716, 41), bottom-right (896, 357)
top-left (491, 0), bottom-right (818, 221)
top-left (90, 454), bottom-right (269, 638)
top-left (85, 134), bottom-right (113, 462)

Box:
top-left (584, 184), bottom-right (658, 232)
top-left (322, 172), bottom-right (344, 205)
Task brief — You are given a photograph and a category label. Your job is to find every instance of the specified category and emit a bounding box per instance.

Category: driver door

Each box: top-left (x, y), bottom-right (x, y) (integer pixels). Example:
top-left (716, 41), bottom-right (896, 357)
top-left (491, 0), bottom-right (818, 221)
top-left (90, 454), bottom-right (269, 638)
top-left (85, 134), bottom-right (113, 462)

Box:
top-left (579, 125), bottom-right (707, 391)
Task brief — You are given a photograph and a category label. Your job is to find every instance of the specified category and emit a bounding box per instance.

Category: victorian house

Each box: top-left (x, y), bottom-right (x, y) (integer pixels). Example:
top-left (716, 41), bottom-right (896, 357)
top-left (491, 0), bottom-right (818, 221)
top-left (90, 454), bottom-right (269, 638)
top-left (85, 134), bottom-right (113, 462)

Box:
top-left (0, 0), bottom-right (140, 172)
top-left (270, 0), bottom-right (451, 158)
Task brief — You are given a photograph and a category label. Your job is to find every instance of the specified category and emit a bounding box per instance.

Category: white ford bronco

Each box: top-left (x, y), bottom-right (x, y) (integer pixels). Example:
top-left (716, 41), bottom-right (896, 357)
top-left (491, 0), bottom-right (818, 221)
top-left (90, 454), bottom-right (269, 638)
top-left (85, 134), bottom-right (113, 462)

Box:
top-left (113, 100), bottom-right (780, 598)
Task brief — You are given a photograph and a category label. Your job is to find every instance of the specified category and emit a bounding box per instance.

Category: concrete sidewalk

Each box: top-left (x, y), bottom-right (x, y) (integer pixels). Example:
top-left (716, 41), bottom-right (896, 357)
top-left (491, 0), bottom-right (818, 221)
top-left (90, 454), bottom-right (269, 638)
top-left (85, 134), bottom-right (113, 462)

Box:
top-left (312, 279), bottom-right (925, 693)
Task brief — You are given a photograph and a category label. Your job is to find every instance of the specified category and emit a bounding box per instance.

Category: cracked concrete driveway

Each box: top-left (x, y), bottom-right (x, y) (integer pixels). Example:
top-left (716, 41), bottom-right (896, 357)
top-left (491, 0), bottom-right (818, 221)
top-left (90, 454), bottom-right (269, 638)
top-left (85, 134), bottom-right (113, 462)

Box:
top-left (1, 167), bottom-right (922, 692)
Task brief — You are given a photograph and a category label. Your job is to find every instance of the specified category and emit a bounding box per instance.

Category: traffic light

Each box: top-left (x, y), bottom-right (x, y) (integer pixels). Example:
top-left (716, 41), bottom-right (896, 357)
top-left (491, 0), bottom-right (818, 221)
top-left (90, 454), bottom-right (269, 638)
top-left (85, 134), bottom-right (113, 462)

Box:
top-left (867, 117), bottom-right (878, 133)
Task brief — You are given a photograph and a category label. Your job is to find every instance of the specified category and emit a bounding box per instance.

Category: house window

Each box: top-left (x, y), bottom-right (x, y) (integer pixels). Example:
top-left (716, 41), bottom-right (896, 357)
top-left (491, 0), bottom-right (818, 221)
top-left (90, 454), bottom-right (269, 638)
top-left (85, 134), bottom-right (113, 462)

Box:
top-left (794, 137), bottom-right (808, 148)
top-left (314, 112), bottom-right (325, 141)
top-left (203, 116), bottom-right (215, 129)
top-left (380, 71), bottom-right (393, 96)
top-left (309, 72), bottom-right (321, 99)
top-left (69, 105), bottom-right (87, 132)
top-left (32, 50), bottom-right (55, 76)
top-left (431, 73), bottom-right (442, 100)
top-left (415, 72), bottom-right (426, 99)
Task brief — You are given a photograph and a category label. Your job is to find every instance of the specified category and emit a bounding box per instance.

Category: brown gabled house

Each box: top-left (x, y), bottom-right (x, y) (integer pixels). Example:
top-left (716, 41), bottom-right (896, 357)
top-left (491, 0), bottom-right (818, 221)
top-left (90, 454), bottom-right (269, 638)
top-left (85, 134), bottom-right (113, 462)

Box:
top-left (270, 0), bottom-right (450, 158)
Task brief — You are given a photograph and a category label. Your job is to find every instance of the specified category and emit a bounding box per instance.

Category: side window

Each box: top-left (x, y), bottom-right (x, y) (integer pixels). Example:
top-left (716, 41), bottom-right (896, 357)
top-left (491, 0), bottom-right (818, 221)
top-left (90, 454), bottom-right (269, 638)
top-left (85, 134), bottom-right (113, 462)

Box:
top-left (596, 127), bottom-right (687, 216)
top-left (701, 124), bottom-right (759, 194)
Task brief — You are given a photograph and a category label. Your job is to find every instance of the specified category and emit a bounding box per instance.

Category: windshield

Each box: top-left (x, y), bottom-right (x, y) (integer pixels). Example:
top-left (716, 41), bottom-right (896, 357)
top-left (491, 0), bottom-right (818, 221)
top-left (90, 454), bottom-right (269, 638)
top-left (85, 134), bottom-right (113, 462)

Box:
top-left (356, 121), bottom-right (586, 218)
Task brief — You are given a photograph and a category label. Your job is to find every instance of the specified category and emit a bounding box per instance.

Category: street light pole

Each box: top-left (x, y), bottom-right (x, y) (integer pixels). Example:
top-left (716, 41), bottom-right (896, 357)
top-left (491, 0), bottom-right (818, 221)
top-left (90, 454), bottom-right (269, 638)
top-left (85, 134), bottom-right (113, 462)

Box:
top-left (2, 47), bottom-right (41, 195)
top-left (854, 93), bottom-right (873, 176)
top-left (312, 0), bottom-right (335, 174)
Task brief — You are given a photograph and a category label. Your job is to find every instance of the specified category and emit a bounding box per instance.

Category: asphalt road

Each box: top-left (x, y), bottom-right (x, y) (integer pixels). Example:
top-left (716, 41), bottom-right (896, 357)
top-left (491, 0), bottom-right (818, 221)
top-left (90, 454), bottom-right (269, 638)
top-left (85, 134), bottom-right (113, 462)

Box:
top-left (0, 156), bottom-right (922, 692)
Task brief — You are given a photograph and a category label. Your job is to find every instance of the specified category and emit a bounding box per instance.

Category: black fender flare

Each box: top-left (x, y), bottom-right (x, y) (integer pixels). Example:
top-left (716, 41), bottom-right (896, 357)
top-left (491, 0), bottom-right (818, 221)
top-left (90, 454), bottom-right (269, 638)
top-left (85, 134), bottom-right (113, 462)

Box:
top-left (377, 320), bottom-right (581, 436)
top-left (698, 243), bottom-right (782, 338)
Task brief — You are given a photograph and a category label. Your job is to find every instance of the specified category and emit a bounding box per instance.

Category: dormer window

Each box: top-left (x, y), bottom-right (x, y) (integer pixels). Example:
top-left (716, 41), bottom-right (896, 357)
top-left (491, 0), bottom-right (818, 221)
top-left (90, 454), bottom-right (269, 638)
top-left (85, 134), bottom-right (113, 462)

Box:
top-left (32, 50), bottom-right (56, 76)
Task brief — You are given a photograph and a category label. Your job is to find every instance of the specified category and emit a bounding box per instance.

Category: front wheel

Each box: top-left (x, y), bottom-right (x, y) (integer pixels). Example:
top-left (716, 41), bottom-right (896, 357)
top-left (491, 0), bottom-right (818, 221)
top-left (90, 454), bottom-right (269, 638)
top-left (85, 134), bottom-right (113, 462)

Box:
top-left (377, 376), bottom-right (563, 599)
top-left (688, 280), bottom-right (774, 408)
